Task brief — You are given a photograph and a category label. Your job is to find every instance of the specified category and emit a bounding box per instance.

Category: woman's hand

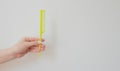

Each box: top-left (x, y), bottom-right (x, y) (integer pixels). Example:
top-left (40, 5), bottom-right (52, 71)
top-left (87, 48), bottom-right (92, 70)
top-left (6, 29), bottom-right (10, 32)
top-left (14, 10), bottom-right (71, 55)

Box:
top-left (11, 37), bottom-right (45, 58)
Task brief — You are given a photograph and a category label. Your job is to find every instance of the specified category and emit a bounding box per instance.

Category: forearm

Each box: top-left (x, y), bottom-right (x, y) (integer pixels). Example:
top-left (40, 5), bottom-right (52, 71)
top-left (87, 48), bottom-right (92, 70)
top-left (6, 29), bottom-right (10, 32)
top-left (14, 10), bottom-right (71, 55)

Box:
top-left (0, 48), bottom-right (16, 64)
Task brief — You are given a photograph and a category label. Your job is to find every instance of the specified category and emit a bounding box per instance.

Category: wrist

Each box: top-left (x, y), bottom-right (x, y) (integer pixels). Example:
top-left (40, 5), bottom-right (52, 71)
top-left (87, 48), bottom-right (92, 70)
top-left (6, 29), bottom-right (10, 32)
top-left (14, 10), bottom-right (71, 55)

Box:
top-left (6, 47), bottom-right (17, 59)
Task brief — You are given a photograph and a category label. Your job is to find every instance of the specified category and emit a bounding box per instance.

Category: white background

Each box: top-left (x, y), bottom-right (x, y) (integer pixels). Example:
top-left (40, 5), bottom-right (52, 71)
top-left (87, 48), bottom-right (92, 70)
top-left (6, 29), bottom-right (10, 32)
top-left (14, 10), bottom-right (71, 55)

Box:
top-left (0, 0), bottom-right (120, 71)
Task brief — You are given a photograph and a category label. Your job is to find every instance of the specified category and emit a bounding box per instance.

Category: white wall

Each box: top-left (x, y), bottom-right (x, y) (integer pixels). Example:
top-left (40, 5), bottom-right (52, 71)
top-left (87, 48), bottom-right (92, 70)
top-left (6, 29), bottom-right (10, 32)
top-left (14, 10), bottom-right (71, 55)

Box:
top-left (0, 0), bottom-right (120, 71)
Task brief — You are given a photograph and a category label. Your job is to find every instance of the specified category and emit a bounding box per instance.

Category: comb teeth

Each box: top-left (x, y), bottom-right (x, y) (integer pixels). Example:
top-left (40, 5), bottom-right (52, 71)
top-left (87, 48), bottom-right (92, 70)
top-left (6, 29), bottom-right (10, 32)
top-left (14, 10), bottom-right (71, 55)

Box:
top-left (42, 10), bottom-right (45, 33)
top-left (40, 10), bottom-right (45, 35)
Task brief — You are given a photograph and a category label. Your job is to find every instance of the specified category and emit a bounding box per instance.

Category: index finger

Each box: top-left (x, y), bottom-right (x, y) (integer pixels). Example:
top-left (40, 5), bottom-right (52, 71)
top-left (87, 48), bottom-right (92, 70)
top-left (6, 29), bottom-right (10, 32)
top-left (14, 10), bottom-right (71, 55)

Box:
top-left (22, 37), bottom-right (44, 42)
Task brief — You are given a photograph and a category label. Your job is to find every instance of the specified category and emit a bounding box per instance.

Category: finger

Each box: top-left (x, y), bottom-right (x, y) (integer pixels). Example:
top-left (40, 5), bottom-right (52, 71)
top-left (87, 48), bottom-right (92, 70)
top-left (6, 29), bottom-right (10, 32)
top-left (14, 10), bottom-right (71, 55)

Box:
top-left (40, 45), bottom-right (45, 51)
top-left (29, 45), bottom-right (45, 53)
top-left (29, 47), bottom-right (39, 52)
top-left (23, 37), bottom-right (40, 42)
top-left (38, 44), bottom-right (45, 52)
top-left (22, 37), bottom-right (45, 42)
top-left (40, 44), bottom-right (45, 51)
top-left (26, 37), bottom-right (45, 42)
top-left (26, 41), bottom-right (39, 48)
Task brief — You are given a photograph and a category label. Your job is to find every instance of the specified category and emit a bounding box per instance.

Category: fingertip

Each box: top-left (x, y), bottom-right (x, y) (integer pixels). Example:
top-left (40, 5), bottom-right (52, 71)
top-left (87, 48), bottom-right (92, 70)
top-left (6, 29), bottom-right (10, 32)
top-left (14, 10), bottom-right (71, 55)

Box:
top-left (39, 38), bottom-right (45, 42)
top-left (40, 45), bottom-right (46, 51)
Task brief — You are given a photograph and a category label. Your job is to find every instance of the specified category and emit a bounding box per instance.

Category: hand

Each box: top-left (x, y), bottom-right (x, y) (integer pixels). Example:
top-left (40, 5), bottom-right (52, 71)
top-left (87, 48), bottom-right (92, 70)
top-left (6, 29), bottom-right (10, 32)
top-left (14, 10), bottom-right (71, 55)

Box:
top-left (11, 37), bottom-right (45, 58)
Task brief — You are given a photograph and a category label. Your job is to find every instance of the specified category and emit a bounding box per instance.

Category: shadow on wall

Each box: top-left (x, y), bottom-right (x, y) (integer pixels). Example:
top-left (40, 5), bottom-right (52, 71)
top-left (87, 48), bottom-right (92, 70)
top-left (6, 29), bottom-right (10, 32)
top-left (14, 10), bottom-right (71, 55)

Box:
top-left (42, 19), bottom-right (58, 61)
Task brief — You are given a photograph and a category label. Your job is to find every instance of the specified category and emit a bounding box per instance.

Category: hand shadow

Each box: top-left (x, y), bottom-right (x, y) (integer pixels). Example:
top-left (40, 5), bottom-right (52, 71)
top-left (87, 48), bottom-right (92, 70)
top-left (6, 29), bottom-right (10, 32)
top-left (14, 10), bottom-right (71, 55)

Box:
top-left (42, 19), bottom-right (58, 61)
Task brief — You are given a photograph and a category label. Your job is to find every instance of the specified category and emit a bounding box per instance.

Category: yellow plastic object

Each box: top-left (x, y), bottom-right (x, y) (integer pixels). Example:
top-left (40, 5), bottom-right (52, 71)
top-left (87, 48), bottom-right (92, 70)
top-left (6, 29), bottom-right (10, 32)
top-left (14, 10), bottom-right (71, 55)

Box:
top-left (39, 10), bottom-right (45, 55)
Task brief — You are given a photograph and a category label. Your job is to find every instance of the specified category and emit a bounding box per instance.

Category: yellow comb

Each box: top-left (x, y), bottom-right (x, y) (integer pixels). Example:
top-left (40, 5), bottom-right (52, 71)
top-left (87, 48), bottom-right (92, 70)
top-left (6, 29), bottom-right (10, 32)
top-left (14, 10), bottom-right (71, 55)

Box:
top-left (39, 9), bottom-right (45, 56)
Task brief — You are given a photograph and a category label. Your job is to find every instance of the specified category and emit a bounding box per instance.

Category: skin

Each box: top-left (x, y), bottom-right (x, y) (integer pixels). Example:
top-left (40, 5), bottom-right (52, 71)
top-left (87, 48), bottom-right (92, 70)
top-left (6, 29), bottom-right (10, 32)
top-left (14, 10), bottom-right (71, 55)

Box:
top-left (0, 37), bottom-right (45, 64)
